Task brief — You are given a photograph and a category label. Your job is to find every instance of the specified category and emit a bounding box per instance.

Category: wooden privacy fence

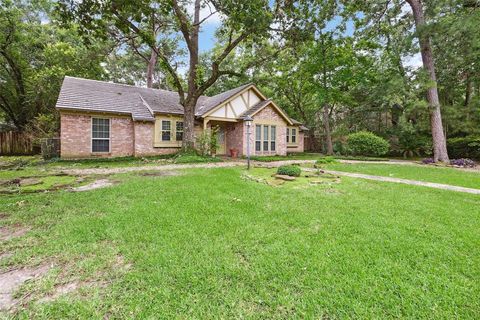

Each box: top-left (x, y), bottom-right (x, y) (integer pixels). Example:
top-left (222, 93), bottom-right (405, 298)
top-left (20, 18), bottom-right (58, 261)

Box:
top-left (0, 131), bottom-right (34, 155)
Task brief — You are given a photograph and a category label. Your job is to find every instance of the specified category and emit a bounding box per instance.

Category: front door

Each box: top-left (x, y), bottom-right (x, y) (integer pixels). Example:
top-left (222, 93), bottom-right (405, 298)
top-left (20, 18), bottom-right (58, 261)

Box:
top-left (216, 126), bottom-right (226, 155)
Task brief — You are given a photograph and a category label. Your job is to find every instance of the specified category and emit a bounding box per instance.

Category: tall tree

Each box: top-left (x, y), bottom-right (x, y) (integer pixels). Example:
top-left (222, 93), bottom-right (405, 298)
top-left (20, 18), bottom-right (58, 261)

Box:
top-left (405, 0), bottom-right (449, 162)
top-left (0, 0), bottom-right (108, 130)
top-left (58, 0), bottom-right (287, 151)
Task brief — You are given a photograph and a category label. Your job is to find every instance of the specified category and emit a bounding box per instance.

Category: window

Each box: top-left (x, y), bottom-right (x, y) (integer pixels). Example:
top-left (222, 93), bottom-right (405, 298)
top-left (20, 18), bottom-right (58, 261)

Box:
top-left (255, 124), bottom-right (276, 153)
top-left (286, 127), bottom-right (298, 145)
top-left (92, 118), bottom-right (110, 153)
top-left (255, 125), bottom-right (261, 152)
top-left (161, 120), bottom-right (171, 141)
top-left (270, 126), bottom-right (276, 151)
top-left (154, 117), bottom-right (184, 147)
top-left (176, 121), bottom-right (183, 141)
top-left (263, 125), bottom-right (269, 151)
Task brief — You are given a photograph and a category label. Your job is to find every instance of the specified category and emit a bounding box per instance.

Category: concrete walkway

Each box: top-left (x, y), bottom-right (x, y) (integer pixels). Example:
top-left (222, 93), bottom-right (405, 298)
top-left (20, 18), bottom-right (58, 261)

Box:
top-left (303, 168), bottom-right (480, 195)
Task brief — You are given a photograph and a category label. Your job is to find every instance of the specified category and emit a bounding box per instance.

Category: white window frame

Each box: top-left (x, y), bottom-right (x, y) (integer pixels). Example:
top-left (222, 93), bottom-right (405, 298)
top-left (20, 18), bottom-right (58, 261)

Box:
top-left (287, 126), bottom-right (298, 146)
top-left (91, 117), bottom-right (111, 153)
top-left (161, 120), bottom-right (172, 142)
top-left (255, 124), bottom-right (276, 153)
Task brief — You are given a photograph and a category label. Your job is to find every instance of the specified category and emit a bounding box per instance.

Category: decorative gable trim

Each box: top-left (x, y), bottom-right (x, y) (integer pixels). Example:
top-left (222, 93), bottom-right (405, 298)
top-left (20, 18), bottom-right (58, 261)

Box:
top-left (201, 84), bottom-right (267, 118)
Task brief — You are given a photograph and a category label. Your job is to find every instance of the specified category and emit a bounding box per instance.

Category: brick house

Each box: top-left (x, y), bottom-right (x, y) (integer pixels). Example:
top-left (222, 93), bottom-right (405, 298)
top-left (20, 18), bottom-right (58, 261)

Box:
top-left (56, 76), bottom-right (307, 158)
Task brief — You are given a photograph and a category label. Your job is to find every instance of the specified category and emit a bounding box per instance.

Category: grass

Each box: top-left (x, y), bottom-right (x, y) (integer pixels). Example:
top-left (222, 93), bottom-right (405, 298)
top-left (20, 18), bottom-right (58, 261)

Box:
top-left (1, 165), bottom-right (479, 318)
top-left (248, 153), bottom-right (390, 162)
top-left (321, 162), bottom-right (480, 189)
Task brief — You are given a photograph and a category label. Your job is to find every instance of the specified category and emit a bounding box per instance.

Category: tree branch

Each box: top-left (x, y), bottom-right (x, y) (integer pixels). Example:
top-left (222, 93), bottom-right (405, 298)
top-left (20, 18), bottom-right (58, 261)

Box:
top-left (110, 6), bottom-right (185, 102)
top-left (197, 31), bottom-right (252, 96)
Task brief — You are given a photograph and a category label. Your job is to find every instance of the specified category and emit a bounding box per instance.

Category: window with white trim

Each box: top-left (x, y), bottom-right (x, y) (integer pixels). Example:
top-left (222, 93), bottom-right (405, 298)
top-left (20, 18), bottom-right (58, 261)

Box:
top-left (255, 125), bottom-right (261, 152)
top-left (161, 120), bottom-right (171, 141)
top-left (270, 126), bottom-right (276, 151)
top-left (263, 125), bottom-right (269, 151)
top-left (255, 124), bottom-right (276, 152)
top-left (286, 127), bottom-right (298, 145)
top-left (92, 118), bottom-right (110, 153)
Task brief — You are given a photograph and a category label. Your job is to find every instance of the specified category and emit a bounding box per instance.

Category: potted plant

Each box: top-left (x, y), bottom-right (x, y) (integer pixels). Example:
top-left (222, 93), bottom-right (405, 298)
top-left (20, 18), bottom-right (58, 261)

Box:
top-left (230, 148), bottom-right (239, 158)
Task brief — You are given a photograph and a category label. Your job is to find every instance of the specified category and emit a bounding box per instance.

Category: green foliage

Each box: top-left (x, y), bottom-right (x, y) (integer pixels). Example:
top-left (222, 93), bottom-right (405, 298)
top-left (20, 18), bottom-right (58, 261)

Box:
top-left (0, 1), bottom-right (109, 129)
top-left (391, 119), bottom-right (432, 158)
top-left (276, 165), bottom-right (302, 177)
top-left (315, 156), bottom-right (338, 165)
top-left (447, 136), bottom-right (480, 160)
top-left (173, 154), bottom-right (222, 164)
top-left (196, 127), bottom-right (220, 156)
top-left (24, 114), bottom-right (59, 145)
top-left (346, 131), bottom-right (389, 157)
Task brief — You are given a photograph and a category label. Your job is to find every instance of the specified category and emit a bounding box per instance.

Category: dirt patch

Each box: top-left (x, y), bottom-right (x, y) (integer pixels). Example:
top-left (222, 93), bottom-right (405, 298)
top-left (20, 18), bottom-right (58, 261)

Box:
top-left (0, 226), bottom-right (30, 241)
top-left (19, 178), bottom-right (42, 187)
top-left (138, 171), bottom-right (182, 177)
top-left (0, 264), bottom-right (51, 310)
top-left (71, 179), bottom-right (114, 192)
top-left (0, 253), bottom-right (13, 261)
top-left (0, 213), bottom-right (9, 220)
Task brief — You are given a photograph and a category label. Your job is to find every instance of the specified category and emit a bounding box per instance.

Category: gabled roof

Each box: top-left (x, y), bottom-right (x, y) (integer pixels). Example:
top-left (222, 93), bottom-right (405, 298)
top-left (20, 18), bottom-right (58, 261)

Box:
top-left (195, 83), bottom-right (253, 116)
top-left (56, 77), bottom-right (304, 127)
top-left (57, 76), bottom-right (189, 121)
top-left (239, 99), bottom-right (294, 125)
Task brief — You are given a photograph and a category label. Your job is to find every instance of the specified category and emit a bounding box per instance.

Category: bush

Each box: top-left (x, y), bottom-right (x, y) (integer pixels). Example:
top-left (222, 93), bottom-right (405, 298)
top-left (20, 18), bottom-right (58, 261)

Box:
top-left (345, 131), bottom-right (389, 157)
top-left (447, 136), bottom-right (480, 159)
top-left (276, 165), bottom-right (301, 177)
top-left (315, 156), bottom-right (338, 165)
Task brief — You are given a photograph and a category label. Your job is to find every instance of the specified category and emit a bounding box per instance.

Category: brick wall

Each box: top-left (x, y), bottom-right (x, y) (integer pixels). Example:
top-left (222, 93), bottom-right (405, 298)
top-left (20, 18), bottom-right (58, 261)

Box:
top-left (247, 105), bottom-right (288, 156)
top-left (60, 113), bottom-right (134, 158)
top-left (133, 122), bottom-right (179, 156)
top-left (226, 122), bottom-right (244, 156)
top-left (287, 131), bottom-right (305, 153)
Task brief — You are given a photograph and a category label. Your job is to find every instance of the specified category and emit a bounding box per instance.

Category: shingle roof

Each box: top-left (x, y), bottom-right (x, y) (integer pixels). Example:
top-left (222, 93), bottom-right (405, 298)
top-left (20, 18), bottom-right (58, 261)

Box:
top-left (239, 99), bottom-right (271, 119)
top-left (56, 77), bottom-right (305, 128)
top-left (56, 77), bottom-right (254, 120)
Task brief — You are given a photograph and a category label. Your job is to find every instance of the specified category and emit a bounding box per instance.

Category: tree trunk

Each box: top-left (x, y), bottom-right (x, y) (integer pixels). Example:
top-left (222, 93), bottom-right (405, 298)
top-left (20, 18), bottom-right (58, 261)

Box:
top-left (322, 103), bottom-right (333, 155)
top-left (406, 0), bottom-right (449, 162)
top-left (182, 101), bottom-right (196, 151)
top-left (146, 50), bottom-right (158, 88)
top-left (181, 0), bottom-right (201, 150)
top-left (464, 74), bottom-right (473, 107)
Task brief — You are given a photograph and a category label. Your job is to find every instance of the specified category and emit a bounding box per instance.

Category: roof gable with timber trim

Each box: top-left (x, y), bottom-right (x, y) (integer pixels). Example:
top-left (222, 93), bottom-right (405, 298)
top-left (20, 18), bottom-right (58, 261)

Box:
top-left (239, 99), bottom-right (293, 125)
top-left (198, 84), bottom-right (268, 118)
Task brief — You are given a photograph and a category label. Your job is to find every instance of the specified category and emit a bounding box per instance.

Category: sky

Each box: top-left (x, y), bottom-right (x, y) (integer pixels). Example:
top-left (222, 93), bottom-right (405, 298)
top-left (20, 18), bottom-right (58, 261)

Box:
top-left (196, 13), bottom-right (422, 69)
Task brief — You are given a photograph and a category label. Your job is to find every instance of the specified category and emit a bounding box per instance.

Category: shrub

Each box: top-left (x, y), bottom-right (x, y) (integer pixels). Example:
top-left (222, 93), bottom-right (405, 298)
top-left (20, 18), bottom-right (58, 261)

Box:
top-left (196, 127), bottom-right (219, 156)
top-left (450, 158), bottom-right (476, 168)
top-left (346, 131), bottom-right (389, 157)
top-left (276, 165), bottom-right (301, 177)
top-left (315, 156), bottom-right (338, 165)
top-left (447, 136), bottom-right (480, 159)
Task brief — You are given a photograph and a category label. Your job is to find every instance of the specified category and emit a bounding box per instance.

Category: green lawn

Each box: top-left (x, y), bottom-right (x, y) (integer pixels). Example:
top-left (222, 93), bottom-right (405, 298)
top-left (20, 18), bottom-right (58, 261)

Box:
top-left (321, 163), bottom-right (480, 189)
top-left (1, 166), bottom-right (479, 318)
